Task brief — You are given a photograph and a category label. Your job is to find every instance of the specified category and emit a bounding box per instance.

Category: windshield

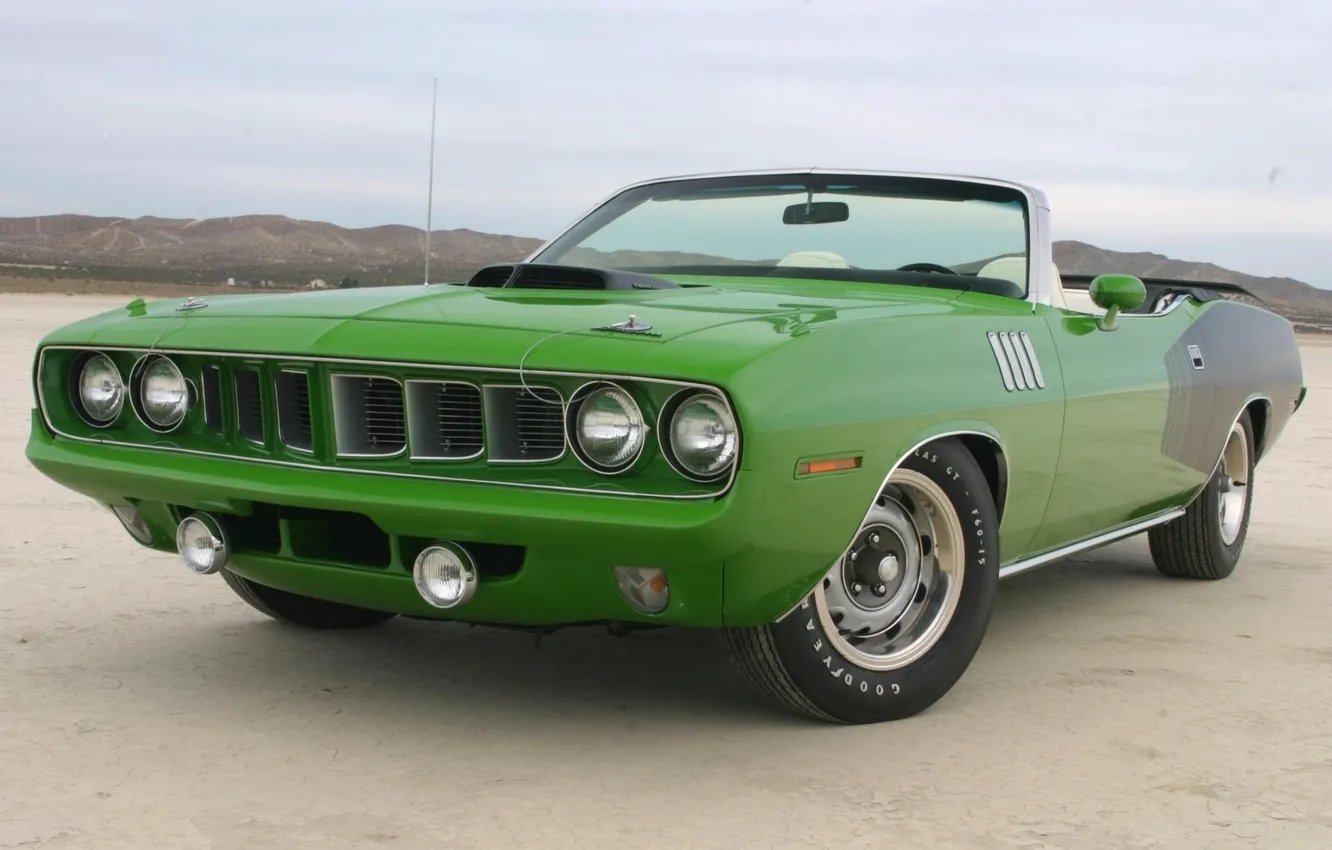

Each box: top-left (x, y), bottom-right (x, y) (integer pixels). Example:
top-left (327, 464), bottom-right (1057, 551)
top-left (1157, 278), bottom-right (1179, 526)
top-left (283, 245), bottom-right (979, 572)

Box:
top-left (532, 173), bottom-right (1032, 298)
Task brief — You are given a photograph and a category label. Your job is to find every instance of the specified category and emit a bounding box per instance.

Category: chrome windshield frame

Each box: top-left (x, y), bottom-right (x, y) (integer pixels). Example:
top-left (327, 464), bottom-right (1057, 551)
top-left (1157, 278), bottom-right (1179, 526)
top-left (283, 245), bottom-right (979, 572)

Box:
top-left (524, 167), bottom-right (1053, 310)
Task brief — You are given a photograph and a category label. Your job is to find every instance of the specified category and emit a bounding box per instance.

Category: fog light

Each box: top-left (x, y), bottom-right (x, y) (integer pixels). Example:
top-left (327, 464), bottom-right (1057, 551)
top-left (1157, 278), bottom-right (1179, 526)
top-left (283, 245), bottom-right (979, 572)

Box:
top-left (176, 513), bottom-right (229, 575)
top-left (110, 504), bottom-right (154, 546)
top-left (614, 567), bottom-right (669, 615)
top-left (413, 543), bottom-right (478, 609)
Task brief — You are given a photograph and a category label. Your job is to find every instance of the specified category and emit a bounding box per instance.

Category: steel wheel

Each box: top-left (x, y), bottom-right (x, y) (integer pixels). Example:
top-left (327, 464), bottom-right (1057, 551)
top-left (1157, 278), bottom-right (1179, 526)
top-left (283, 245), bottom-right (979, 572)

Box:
top-left (721, 437), bottom-right (999, 724)
top-left (1217, 422), bottom-right (1250, 546)
top-left (815, 470), bottom-right (965, 671)
top-left (1149, 407), bottom-right (1257, 581)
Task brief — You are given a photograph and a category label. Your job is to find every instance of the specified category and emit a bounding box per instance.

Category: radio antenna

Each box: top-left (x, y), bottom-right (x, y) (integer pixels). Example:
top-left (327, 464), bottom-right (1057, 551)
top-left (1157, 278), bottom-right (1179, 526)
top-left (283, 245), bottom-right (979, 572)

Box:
top-left (423, 77), bottom-right (438, 285)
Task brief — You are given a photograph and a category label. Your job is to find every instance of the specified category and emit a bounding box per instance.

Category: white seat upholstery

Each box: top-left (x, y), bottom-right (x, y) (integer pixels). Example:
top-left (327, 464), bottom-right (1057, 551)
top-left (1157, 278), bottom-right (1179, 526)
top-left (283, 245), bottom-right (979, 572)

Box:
top-left (975, 256), bottom-right (1099, 313)
top-left (1060, 287), bottom-right (1100, 314)
top-left (776, 250), bottom-right (850, 269)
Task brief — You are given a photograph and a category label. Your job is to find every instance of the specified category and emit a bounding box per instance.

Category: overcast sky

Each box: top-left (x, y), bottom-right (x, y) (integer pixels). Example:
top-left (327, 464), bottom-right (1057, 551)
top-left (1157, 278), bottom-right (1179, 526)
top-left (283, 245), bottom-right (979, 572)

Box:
top-left (2, 0), bottom-right (1329, 285)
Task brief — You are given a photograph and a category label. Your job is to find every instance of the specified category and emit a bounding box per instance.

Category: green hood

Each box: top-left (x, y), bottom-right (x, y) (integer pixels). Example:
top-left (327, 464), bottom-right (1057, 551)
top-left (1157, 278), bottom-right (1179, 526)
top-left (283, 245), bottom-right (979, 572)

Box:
top-left (40, 279), bottom-right (962, 382)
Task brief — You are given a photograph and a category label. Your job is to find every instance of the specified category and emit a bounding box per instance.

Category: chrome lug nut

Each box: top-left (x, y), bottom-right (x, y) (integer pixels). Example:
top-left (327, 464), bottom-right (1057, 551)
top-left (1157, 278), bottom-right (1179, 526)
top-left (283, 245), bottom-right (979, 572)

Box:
top-left (873, 584), bottom-right (888, 597)
top-left (851, 582), bottom-right (863, 594)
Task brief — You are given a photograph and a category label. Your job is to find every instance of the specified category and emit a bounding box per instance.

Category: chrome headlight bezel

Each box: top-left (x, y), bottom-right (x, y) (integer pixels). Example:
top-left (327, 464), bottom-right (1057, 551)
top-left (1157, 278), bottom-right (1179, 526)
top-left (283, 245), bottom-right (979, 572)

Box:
top-left (566, 381), bottom-right (647, 475)
top-left (659, 390), bottom-right (740, 482)
top-left (130, 353), bottom-right (191, 432)
top-left (69, 351), bottom-right (126, 427)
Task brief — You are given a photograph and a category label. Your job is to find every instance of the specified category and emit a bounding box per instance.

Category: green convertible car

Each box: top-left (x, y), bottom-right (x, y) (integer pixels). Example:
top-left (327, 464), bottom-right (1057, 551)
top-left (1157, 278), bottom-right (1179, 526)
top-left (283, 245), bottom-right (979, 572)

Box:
top-left (26, 169), bottom-right (1307, 724)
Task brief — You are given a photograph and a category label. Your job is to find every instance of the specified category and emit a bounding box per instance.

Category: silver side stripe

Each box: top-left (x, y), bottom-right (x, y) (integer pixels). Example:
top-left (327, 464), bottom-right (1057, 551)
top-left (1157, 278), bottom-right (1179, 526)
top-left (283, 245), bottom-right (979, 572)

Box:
top-left (987, 331), bottom-right (1046, 392)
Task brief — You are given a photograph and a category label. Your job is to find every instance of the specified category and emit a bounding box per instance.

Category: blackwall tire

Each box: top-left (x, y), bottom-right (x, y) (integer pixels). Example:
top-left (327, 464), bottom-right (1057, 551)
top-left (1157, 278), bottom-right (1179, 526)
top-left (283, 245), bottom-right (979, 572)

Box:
top-left (721, 437), bottom-right (1000, 724)
top-left (1148, 409), bottom-right (1256, 581)
top-left (220, 569), bottom-right (399, 629)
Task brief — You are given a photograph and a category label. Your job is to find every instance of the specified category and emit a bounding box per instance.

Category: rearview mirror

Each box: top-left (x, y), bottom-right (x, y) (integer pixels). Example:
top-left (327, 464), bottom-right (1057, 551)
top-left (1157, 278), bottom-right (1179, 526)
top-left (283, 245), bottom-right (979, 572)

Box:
top-left (782, 201), bottom-right (849, 225)
top-left (1089, 274), bottom-right (1146, 331)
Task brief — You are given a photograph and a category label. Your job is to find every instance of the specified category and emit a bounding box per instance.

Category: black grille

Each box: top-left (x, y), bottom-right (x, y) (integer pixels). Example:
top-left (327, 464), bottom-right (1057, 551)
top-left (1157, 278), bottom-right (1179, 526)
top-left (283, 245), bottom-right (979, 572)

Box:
top-left (331, 375), bottom-right (407, 457)
top-left (514, 387), bottom-right (565, 460)
top-left (235, 368), bottom-right (264, 443)
top-left (363, 378), bottom-right (406, 453)
top-left (276, 370), bottom-right (313, 452)
top-left (406, 381), bottom-right (484, 459)
top-left (437, 384), bottom-right (483, 457)
top-left (202, 365), bottom-right (223, 434)
top-left (285, 507), bottom-right (391, 569)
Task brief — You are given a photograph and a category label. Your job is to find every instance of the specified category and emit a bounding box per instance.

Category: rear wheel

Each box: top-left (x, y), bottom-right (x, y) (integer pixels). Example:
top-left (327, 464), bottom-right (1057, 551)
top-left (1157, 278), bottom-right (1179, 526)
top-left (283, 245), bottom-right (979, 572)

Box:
top-left (220, 569), bottom-right (398, 629)
top-left (1149, 409), bottom-right (1256, 580)
top-left (721, 438), bottom-right (999, 723)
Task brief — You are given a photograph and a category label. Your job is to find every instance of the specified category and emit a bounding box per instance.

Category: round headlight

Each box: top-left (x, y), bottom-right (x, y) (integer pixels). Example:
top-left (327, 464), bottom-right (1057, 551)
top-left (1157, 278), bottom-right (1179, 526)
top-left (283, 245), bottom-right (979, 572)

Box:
top-left (137, 355), bottom-right (189, 429)
top-left (668, 393), bottom-right (738, 480)
top-left (572, 383), bottom-right (646, 472)
top-left (76, 353), bottom-right (124, 424)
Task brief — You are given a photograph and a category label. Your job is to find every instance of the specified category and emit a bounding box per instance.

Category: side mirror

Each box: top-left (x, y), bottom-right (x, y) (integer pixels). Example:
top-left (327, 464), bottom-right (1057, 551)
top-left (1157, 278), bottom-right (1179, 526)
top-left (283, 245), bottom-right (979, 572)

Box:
top-left (1089, 274), bottom-right (1146, 331)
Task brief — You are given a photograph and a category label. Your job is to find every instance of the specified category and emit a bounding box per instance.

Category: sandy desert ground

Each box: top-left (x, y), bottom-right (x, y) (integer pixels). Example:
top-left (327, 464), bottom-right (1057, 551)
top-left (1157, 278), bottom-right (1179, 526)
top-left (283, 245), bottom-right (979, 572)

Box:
top-left (2, 292), bottom-right (1330, 849)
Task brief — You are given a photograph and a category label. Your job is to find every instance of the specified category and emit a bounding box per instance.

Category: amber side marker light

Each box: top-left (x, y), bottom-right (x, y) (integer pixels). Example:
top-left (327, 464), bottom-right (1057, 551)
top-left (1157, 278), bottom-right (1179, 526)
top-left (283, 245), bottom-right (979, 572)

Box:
top-left (797, 456), bottom-right (863, 476)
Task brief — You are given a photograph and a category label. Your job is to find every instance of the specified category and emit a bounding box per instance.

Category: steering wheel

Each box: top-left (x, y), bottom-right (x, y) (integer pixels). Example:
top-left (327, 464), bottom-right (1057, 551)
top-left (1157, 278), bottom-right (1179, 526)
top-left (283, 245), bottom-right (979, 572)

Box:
top-left (896, 262), bottom-right (958, 275)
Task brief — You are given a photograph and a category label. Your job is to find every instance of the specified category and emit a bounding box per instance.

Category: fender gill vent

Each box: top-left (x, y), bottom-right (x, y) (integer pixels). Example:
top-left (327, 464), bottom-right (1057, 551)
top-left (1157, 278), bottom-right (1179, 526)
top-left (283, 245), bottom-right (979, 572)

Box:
top-left (202, 365), bottom-right (224, 434)
top-left (235, 367), bottom-right (265, 443)
top-left (987, 331), bottom-right (1046, 392)
top-left (331, 375), bottom-right (406, 457)
top-left (276, 370), bottom-right (313, 453)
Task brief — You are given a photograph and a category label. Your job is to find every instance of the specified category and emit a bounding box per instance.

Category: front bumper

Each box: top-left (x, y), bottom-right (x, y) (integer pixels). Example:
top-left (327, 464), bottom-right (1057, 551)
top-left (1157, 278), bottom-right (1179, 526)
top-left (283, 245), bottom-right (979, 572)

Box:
top-left (25, 410), bottom-right (868, 627)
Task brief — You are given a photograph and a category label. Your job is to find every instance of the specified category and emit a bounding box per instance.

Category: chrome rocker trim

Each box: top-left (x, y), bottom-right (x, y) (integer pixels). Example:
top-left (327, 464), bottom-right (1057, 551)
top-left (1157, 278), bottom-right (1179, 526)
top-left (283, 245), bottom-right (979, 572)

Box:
top-left (997, 508), bottom-right (1186, 580)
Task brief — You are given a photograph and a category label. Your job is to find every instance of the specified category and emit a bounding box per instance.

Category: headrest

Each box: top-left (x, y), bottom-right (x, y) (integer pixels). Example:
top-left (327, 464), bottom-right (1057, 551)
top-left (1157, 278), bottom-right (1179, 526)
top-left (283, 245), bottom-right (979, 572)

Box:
top-left (977, 256), bottom-right (1066, 307)
top-left (977, 256), bottom-right (1031, 286)
top-left (776, 250), bottom-right (850, 269)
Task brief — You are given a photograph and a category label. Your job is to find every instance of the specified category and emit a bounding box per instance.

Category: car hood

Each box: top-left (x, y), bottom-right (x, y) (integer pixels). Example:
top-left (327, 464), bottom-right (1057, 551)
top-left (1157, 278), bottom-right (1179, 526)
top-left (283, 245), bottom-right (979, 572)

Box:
top-left (41, 280), bottom-right (962, 382)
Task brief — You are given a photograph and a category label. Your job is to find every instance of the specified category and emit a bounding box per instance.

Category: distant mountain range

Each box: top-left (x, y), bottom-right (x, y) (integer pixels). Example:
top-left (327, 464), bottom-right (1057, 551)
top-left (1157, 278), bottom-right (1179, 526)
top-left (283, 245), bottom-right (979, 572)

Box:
top-left (2, 213), bottom-right (1329, 328)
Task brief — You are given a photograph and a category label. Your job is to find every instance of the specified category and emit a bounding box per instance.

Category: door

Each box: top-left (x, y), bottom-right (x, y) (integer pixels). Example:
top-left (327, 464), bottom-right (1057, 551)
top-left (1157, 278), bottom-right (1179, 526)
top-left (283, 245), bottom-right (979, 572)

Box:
top-left (1027, 302), bottom-right (1211, 552)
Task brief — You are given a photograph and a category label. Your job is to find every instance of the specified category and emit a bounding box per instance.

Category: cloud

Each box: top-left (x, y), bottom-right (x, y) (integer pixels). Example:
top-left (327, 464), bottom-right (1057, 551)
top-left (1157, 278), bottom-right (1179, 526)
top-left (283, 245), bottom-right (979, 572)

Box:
top-left (1, 0), bottom-right (1328, 284)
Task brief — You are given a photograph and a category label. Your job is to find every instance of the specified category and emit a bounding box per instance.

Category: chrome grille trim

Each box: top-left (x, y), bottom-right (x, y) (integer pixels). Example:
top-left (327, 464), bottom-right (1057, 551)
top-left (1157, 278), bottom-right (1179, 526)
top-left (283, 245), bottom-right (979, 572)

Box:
top-left (331, 374), bottom-right (407, 458)
top-left (482, 384), bottom-right (567, 463)
top-left (276, 369), bottom-right (314, 453)
top-left (34, 344), bottom-right (742, 501)
top-left (405, 380), bottom-right (484, 461)
top-left (201, 365), bottom-right (224, 434)
top-left (234, 367), bottom-right (265, 444)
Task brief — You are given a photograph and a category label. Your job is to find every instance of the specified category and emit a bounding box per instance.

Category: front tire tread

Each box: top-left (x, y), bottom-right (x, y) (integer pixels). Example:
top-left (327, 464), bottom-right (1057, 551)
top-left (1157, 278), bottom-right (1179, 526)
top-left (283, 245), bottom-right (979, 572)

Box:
top-left (719, 626), bottom-right (839, 724)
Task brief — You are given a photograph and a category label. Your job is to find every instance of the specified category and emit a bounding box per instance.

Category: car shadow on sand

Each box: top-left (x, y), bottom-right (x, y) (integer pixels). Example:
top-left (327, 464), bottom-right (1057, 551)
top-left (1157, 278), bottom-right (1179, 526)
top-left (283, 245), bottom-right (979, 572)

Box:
top-left (80, 538), bottom-right (1194, 731)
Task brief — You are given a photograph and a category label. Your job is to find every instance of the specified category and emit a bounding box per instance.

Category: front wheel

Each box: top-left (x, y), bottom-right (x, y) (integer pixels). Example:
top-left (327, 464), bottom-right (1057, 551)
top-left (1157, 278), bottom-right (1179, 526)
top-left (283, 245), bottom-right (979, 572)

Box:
top-left (722, 438), bottom-right (1000, 724)
top-left (220, 569), bottom-right (399, 629)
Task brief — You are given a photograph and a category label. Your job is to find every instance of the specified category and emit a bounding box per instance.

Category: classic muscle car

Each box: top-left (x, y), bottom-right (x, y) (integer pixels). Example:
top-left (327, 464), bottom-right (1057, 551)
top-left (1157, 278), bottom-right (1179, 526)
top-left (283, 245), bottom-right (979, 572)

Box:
top-left (26, 169), bottom-right (1307, 724)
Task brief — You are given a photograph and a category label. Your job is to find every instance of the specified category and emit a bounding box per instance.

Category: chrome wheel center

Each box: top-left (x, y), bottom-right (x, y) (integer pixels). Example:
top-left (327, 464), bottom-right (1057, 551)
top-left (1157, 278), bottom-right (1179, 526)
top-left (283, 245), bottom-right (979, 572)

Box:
top-left (814, 469), bottom-right (966, 672)
top-left (879, 554), bottom-right (900, 583)
top-left (1217, 422), bottom-right (1250, 546)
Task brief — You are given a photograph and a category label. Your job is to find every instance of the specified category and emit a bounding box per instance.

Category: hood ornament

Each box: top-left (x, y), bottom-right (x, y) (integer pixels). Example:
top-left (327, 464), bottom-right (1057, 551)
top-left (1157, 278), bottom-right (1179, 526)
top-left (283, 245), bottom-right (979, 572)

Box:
top-left (596, 314), bottom-right (659, 336)
top-left (174, 296), bottom-right (209, 313)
